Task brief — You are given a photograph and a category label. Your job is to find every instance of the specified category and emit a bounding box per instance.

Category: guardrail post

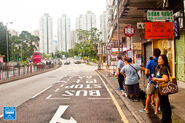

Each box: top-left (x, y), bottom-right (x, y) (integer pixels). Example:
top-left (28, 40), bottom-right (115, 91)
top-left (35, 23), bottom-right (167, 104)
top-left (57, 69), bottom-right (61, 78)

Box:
top-left (7, 66), bottom-right (9, 78)
top-left (30, 65), bottom-right (32, 73)
top-left (0, 70), bottom-right (1, 80)
top-left (18, 66), bottom-right (20, 76)
top-left (13, 67), bottom-right (15, 77)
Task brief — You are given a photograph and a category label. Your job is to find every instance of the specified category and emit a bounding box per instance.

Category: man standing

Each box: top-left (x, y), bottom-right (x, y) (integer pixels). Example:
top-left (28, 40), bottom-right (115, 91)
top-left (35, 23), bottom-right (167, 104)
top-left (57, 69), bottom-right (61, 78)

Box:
top-left (140, 48), bottom-right (161, 114)
top-left (116, 54), bottom-right (124, 91)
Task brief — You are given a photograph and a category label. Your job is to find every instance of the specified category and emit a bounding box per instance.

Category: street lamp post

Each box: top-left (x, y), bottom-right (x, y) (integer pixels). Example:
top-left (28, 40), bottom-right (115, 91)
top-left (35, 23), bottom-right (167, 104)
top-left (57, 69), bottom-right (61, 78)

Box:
top-left (6, 22), bottom-right (13, 63)
top-left (117, 0), bottom-right (120, 55)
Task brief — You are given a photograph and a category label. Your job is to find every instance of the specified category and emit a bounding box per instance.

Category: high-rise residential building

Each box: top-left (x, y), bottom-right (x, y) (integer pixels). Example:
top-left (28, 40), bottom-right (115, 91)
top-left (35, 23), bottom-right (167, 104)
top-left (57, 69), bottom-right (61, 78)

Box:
top-left (84, 11), bottom-right (96, 30)
top-left (75, 15), bottom-right (85, 30)
top-left (100, 11), bottom-right (108, 43)
top-left (39, 13), bottom-right (53, 54)
top-left (58, 15), bottom-right (71, 52)
top-left (71, 30), bottom-right (77, 48)
top-left (52, 40), bottom-right (58, 53)
top-left (75, 11), bottom-right (96, 31)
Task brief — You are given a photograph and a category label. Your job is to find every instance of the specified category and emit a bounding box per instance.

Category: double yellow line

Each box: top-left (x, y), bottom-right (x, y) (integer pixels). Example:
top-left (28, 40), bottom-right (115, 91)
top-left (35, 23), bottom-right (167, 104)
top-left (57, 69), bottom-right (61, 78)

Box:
top-left (96, 71), bottom-right (129, 123)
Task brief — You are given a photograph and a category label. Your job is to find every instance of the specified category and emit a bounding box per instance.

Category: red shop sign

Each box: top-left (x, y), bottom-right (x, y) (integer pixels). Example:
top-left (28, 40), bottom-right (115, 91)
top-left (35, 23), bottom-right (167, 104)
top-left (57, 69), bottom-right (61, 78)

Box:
top-left (124, 25), bottom-right (135, 37)
top-left (145, 22), bottom-right (174, 39)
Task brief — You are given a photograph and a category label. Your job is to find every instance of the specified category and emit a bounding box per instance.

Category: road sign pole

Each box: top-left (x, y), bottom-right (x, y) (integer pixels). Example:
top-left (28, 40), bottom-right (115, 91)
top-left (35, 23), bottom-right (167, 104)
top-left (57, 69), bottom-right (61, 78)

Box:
top-left (117, 0), bottom-right (120, 55)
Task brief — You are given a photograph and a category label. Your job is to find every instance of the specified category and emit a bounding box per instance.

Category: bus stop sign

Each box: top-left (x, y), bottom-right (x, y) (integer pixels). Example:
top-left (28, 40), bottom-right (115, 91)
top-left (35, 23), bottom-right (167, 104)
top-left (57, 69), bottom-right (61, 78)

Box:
top-left (124, 25), bottom-right (135, 37)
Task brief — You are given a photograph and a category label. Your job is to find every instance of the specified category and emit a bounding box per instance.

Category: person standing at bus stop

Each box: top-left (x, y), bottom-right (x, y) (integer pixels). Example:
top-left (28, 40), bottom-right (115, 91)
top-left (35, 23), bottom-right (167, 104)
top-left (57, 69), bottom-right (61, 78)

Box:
top-left (116, 54), bottom-right (124, 91)
top-left (140, 48), bottom-right (161, 114)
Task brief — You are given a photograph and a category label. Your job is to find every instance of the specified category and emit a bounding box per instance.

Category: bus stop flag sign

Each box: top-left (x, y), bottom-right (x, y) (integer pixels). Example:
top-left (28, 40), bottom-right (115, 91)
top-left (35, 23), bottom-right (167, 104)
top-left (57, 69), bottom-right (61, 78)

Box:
top-left (124, 25), bottom-right (135, 37)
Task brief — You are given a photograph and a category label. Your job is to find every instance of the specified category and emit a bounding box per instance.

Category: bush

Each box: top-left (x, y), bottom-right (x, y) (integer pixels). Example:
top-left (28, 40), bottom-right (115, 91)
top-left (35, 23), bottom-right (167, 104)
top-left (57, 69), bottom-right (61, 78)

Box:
top-left (94, 59), bottom-right (98, 64)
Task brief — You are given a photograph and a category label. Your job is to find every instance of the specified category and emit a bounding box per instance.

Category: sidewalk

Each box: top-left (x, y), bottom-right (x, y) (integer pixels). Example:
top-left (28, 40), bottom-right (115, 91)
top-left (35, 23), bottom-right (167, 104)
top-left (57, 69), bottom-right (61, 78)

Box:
top-left (97, 69), bottom-right (185, 123)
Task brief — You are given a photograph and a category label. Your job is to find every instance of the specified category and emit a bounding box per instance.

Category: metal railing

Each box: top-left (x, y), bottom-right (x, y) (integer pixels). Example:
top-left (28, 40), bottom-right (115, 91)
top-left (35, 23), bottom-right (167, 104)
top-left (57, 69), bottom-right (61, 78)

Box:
top-left (0, 64), bottom-right (56, 80)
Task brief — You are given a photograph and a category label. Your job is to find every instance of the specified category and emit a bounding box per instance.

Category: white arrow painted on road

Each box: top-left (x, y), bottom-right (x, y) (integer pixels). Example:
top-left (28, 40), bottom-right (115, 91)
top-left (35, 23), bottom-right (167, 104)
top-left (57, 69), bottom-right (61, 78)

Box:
top-left (49, 105), bottom-right (77, 123)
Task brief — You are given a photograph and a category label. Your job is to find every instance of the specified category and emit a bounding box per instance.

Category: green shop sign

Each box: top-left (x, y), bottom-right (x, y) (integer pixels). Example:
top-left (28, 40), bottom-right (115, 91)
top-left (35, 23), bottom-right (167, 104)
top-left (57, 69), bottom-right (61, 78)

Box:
top-left (147, 10), bottom-right (173, 21)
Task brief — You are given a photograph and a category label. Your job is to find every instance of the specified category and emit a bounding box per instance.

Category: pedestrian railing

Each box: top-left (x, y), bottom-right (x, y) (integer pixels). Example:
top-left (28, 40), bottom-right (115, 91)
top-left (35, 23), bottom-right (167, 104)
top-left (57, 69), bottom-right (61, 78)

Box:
top-left (0, 64), bottom-right (56, 80)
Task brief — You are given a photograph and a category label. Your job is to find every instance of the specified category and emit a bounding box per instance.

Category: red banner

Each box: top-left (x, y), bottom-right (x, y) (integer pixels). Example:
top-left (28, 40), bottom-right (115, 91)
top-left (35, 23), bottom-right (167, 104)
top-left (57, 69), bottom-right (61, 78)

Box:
top-left (145, 22), bottom-right (174, 39)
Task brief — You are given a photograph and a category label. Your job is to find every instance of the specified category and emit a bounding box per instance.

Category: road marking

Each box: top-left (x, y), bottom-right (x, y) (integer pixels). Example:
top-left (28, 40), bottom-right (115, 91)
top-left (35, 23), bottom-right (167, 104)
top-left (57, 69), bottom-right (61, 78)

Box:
top-left (60, 84), bottom-right (64, 87)
top-left (96, 71), bottom-right (129, 123)
top-left (49, 105), bottom-right (77, 123)
top-left (48, 98), bottom-right (70, 100)
top-left (56, 80), bottom-right (67, 83)
top-left (55, 88), bottom-right (60, 92)
top-left (46, 94), bottom-right (52, 99)
top-left (31, 85), bottom-right (52, 99)
top-left (0, 114), bottom-right (3, 118)
top-left (88, 98), bottom-right (111, 100)
top-left (76, 79), bottom-right (80, 83)
top-left (67, 76), bottom-right (72, 82)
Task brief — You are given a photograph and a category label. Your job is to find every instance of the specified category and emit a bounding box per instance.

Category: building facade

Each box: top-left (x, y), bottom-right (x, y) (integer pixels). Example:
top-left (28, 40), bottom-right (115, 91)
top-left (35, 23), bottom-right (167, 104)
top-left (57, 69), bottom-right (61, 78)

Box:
top-left (58, 15), bottom-right (71, 52)
top-left (84, 11), bottom-right (96, 30)
top-left (39, 13), bottom-right (53, 54)
top-left (100, 11), bottom-right (108, 43)
top-left (76, 11), bottom-right (96, 31)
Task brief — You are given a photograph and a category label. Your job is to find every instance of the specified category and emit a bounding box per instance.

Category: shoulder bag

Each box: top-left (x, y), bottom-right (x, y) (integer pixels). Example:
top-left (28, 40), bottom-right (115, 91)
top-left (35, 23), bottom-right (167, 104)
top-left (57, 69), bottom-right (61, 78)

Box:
top-left (129, 64), bottom-right (140, 80)
top-left (158, 69), bottom-right (178, 95)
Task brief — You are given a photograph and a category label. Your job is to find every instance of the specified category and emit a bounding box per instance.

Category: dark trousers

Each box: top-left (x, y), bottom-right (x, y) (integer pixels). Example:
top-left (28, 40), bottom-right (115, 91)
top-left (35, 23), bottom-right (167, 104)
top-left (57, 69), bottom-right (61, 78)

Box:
top-left (126, 83), bottom-right (140, 98)
top-left (158, 93), bottom-right (172, 123)
top-left (118, 73), bottom-right (124, 90)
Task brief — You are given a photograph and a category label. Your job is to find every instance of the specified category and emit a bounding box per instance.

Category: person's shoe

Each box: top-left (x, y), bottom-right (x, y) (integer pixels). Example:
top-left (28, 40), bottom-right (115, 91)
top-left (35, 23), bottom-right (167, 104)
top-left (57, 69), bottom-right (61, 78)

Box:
top-left (151, 102), bottom-right (155, 106)
top-left (117, 87), bottom-right (124, 90)
top-left (129, 98), bottom-right (134, 101)
top-left (122, 91), bottom-right (127, 97)
top-left (139, 109), bottom-right (149, 114)
top-left (134, 98), bottom-right (140, 102)
top-left (117, 87), bottom-right (121, 90)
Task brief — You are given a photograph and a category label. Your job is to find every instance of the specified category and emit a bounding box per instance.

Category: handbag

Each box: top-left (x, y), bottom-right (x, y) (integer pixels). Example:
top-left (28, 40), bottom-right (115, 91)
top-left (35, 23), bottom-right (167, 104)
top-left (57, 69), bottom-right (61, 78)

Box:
top-left (129, 64), bottom-right (140, 80)
top-left (158, 69), bottom-right (178, 95)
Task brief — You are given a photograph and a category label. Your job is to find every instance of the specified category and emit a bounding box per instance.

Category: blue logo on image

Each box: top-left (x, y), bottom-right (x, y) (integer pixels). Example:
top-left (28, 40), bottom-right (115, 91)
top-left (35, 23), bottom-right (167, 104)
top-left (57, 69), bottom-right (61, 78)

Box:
top-left (3, 107), bottom-right (16, 120)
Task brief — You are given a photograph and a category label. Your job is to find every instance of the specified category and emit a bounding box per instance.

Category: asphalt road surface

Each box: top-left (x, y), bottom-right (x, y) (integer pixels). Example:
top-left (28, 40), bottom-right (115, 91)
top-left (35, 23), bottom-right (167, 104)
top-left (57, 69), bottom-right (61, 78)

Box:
top-left (0, 60), bottom-right (135, 123)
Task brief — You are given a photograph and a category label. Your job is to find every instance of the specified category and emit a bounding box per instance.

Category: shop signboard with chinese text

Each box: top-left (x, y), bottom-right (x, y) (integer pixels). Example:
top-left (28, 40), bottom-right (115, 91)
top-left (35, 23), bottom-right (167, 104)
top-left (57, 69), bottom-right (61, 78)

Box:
top-left (147, 10), bottom-right (173, 21)
top-left (145, 22), bottom-right (174, 39)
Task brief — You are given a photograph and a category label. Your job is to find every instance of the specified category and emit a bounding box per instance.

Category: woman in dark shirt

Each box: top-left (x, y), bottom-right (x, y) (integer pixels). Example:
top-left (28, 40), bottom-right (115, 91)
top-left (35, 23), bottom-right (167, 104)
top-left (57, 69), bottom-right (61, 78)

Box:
top-left (150, 55), bottom-right (172, 123)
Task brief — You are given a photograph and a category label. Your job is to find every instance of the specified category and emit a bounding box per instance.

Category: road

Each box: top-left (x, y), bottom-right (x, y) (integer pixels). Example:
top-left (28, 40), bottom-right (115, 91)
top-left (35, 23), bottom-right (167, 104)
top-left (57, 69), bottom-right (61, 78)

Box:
top-left (0, 60), bottom-right (136, 123)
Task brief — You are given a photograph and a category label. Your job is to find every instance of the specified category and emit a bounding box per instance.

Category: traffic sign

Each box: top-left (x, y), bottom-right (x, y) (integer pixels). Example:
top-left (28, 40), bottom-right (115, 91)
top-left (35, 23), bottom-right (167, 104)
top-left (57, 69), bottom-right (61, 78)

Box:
top-left (124, 25), bottom-right (135, 37)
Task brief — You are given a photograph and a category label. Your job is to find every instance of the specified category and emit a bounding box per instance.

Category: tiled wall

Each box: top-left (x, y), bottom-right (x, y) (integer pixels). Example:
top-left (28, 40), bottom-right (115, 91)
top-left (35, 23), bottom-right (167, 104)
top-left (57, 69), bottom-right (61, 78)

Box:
top-left (176, 31), bottom-right (185, 82)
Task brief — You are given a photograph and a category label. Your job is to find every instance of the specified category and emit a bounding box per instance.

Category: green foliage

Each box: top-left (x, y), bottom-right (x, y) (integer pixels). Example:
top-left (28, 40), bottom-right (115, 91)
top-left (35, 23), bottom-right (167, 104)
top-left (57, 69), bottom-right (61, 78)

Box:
top-left (8, 31), bottom-right (39, 62)
top-left (68, 28), bottom-right (103, 59)
top-left (0, 23), bottom-right (7, 61)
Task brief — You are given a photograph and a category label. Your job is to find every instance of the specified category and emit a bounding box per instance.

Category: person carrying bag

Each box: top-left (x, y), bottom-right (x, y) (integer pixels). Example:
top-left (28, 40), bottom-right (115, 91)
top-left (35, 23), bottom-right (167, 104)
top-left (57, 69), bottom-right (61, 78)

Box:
top-left (150, 55), bottom-right (174, 123)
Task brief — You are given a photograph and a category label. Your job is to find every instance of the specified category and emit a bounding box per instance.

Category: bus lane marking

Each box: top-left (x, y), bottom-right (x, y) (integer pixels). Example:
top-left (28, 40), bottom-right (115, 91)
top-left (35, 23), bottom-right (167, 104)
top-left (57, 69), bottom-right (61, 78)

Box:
top-left (31, 85), bottom-right (52, 99)
top-left (96, 71), bottom-right (129, 123)
top-left (88, 98), bottom-right (111, 100)
top-left (55, 88), bottom-right (60, 92)
top-left (49, 105), bottom-right (77, 123)
top-left (46, 94), bottom-right (52, 99)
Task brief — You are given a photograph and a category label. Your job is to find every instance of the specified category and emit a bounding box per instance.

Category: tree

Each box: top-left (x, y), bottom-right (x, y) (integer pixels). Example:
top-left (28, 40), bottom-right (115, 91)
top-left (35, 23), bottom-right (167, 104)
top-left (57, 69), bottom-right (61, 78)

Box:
top-left (0, 23), bottom-right (7, 61)
top-left (74, 28), bottom-right (102, 58)
top-left (9, 31), bottom-right (39, 61)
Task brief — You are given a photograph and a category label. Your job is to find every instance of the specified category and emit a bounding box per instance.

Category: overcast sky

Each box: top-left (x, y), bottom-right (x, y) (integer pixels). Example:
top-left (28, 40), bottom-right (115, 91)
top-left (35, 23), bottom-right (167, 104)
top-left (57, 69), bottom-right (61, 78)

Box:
top-left (0, 0), bottom-right (106, 35)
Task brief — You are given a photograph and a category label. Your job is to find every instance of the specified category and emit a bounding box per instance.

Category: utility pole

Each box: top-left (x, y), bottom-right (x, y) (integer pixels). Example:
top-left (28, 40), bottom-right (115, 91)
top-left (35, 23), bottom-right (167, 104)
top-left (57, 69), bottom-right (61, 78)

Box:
top-left (117, 0), bottom-right (120, 55)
